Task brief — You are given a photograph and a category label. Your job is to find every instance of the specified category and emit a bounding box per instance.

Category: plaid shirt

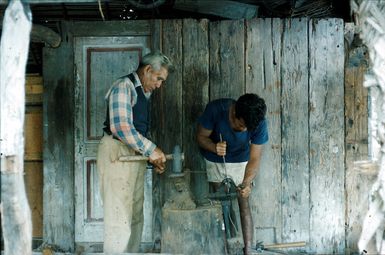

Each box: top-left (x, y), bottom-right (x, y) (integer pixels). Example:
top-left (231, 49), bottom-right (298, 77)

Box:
top-left (105, 72), bottom-right (156, 156)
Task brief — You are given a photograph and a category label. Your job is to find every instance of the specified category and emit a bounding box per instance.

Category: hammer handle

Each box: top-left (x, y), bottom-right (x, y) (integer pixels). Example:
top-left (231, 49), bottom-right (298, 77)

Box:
top-left (264, 241), bottom-right (306, 249)
top-left (119, 154), bottom-right (184, 162)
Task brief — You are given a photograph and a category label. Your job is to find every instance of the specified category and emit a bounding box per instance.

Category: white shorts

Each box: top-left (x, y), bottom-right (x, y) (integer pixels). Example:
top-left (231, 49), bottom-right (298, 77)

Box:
top-left (204, 159), bottom-right (248, 186)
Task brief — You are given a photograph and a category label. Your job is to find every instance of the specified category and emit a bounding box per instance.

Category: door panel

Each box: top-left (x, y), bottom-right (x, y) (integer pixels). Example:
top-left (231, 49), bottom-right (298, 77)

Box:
top-left (74, 36), bottom-right (152, 243)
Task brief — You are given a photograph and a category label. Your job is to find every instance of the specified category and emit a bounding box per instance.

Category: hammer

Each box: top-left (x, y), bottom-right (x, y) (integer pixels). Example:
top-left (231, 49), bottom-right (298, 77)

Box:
top-left (254, 241), bottom-right (306, 254)
top-left (119, 145), bottom-right (184, 174)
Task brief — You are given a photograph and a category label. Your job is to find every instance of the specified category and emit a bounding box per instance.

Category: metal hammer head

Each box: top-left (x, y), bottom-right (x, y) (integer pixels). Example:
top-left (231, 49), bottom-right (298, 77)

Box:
top-left (172, 145), bottom-right (182, 174)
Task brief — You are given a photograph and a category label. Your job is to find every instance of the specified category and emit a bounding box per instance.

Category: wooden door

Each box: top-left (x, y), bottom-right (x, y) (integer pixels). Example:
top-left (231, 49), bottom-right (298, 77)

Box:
top-left (74, 36), bottom-right (152, 243)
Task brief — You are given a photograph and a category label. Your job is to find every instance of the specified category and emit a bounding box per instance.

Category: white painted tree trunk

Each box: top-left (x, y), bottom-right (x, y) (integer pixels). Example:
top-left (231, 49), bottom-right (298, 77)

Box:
top-left (0, 0), bottom-right (32, 254)
top-left (351, 0), bottom-right (385, 253)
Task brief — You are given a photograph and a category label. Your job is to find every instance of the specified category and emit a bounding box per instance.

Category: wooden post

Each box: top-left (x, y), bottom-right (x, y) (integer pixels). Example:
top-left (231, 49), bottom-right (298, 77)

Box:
top-left (0, 1), bottom-right (33, 254)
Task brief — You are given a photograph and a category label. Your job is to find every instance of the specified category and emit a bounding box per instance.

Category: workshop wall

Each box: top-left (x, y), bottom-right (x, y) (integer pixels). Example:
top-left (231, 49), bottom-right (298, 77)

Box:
top-left (151, 18), bottom-right (353, 254)
top-left (39, 18), bottom-right (370, 253)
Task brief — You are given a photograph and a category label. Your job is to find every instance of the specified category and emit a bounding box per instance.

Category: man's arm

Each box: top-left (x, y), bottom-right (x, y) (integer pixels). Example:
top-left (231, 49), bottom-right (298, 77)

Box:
top-left (109, 80), bottom-right (156, 156)
top-left (196, 124), bottom-right (226, 156)
top-left (109, 80), bottom-right (166, 170)
top-left (239, 144), bottom-right (263, 198)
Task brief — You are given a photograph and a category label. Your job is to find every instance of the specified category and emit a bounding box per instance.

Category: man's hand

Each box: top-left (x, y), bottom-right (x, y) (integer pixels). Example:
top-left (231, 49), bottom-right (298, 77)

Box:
top-left (216, 141), bottom-right (227, 156)
top-left (149, 147), bottom-right (166, 174)
top-left (238, 183), bottom-right (252, 198)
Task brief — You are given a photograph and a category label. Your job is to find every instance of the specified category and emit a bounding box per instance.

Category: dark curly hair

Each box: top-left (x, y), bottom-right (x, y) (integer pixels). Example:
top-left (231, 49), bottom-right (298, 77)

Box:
top-left (235, 93), bottom-right (266, 130)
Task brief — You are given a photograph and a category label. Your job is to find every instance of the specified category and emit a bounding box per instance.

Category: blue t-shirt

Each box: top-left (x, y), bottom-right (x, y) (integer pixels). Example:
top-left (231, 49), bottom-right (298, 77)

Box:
top-left (198, 98), bottom-right (268, 163)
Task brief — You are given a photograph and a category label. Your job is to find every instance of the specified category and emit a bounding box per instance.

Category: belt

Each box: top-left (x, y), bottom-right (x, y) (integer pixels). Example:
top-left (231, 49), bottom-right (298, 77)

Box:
top-left (104, 132), bottom-right (141, 156)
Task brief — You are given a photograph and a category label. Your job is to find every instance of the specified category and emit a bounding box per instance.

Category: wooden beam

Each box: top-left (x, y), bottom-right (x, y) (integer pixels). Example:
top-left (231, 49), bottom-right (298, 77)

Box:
top-left (31, 24), bottom-right (61, 48)
top-left (0, 0), bottom-right (32, 254)
top-left (174, 0), bottom-right (258, 19)
top-left (0, 23), bottom-right (61, 47)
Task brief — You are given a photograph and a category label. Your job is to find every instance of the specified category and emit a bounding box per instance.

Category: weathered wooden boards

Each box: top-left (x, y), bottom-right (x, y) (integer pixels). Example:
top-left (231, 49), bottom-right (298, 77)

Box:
top-left (150, 19), bottom-right (210, 244)
top-left (174, 0), bottom-right (258, 20)
top-left (245, 18), bottom-right (283, 245)
top-left (344, 43), bottom-right (371, 253)
top-left (150, 18), bottom-right (345, 254)
top-left (280, 18), bottom-right (310, 248)
top-left (43, 29), bottom-right (75, 251)
top-left (182, 19), bottom-right (209, 202)
top-left (39, 17), bottom-right (348, 253)
top-left (308, 19), bottom-right (345, 253)
top-left (210, 19), bottom-right (245, 99)
top-left (0, 1), bottom-right (32, 254)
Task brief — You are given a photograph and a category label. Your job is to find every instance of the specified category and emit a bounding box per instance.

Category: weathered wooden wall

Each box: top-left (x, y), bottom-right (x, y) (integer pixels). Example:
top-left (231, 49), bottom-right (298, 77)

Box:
top-left (151, 18), bottom-right (347, 254)
top-left (38, 18), bottom-right (370, 253)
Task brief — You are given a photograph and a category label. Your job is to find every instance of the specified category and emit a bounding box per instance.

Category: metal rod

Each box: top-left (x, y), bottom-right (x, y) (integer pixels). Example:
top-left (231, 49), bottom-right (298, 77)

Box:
top-left (219, 133), bottom-right (228, 178)
top-left (119, 153), bottom-right (185, 162)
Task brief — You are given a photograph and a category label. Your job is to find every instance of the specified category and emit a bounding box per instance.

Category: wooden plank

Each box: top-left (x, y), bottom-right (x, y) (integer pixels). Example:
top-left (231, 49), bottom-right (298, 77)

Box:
top-left (174, 0), bottom-right (258, 19)
top-left (159, 17), bottom-right (183, 198)
top-left (24, 162), bottom-right (43, 238)
top-left (42, 23), bottom-right (75, 251)
top-left (31, 24), bottom-right (61, 48)
top-left (25, 75), bottom-right (43, 105)
top-left (150, 19), bottom-right (183, 247)
top-left (209, 19), bottom-right (245, 100)
top-left (245, 18), bottom-right (282, 244)
top-left (182, 19), bottom-right (209, 203)
top-left (344, 45), bottom-right (370, 253)
top-left (308, 18), bottom-right (345, 253)
top-left (25, 84), bottom-right (43, 95)
top-left (151, 20), bottom-right (162, 52)
top-left (67, 20), bottom-right (151, 37)
top-left (24, 74), bottom-right (44, 238)
top-left (26, 75), bottom-right (43, 88)
top-left (24, 107), bottom-right (43, 161)
top-left (281, 18), bottom-right (309, 247)
top-left (150, 19), bottom-right (162, 249)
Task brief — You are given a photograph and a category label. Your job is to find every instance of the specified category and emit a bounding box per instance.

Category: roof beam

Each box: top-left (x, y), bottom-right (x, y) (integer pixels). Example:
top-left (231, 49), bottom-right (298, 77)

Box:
top-left (174, 0), bottom-right (258, 19)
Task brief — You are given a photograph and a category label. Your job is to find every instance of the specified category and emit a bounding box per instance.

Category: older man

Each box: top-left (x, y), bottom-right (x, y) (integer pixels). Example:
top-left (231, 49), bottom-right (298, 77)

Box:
top-left (97, 51), bottom-right (173, 253)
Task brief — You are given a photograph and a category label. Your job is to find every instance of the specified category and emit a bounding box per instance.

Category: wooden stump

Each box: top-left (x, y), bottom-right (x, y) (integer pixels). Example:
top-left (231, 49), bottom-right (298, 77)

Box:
top-left (161, 204), bottom-right (226, 254)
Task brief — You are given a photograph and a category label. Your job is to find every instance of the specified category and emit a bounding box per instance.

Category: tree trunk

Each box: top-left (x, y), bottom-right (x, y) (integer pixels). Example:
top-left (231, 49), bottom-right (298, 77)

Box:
top-left (0, 0), bottom-right (33, 254)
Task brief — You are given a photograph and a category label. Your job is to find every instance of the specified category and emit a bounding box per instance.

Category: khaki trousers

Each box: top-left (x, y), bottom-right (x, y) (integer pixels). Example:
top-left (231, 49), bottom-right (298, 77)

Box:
top-left (205, 159), bottom-right (248, 185)
top-left (97, 135), bottom-right (146, 253)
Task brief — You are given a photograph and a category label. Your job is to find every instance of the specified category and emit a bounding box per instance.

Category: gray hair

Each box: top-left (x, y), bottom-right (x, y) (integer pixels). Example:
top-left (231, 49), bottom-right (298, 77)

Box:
top-left (139, 51), bottom-right (174, 72)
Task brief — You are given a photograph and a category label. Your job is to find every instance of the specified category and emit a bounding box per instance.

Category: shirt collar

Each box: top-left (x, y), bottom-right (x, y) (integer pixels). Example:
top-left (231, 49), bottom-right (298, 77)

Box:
top-left (133, 71), bottom-right (152, 98)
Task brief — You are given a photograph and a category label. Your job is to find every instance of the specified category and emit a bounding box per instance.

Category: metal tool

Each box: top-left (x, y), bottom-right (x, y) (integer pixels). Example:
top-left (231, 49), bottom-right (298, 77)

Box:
top-left (119, 145), bottom-right (184, 175)
top-left (253, 241), bottom-right (307, 254)
top-left (219, 133), bottom-right (228, 177)
top-left (119, 150), bottom-right (184, 162)
top-left (219, 133), bottom-right (235, 194)
top-left (208, 177), bottom-right (239, 239)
